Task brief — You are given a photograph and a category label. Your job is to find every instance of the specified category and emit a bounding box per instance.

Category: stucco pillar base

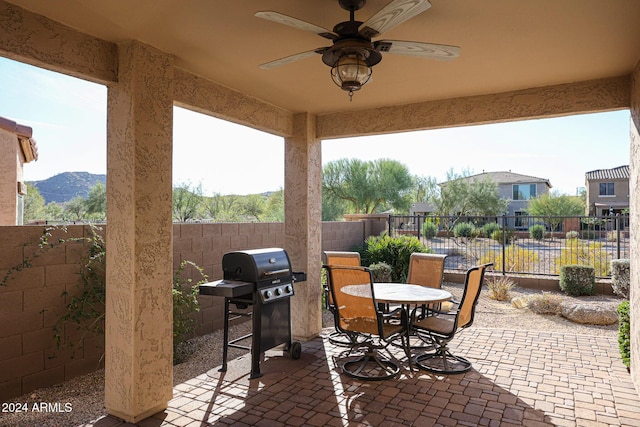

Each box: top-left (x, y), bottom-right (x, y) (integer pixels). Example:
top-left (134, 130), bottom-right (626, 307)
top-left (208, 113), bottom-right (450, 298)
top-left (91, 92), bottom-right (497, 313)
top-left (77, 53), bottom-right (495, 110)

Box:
top-left (108, 403), bottom-right (167, 424)
top-left (285, 113), bottom-right (323, 341)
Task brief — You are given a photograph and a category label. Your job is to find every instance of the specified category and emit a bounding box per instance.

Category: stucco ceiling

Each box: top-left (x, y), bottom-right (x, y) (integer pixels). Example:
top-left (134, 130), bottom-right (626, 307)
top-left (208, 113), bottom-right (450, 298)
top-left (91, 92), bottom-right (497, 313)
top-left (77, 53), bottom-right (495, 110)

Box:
top-left (6, 0), bottom-right (640, 114)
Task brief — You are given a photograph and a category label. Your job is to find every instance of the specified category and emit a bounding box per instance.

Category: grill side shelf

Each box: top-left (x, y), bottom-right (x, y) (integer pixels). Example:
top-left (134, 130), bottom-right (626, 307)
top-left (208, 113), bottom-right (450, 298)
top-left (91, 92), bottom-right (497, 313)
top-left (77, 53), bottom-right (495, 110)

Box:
top-left (199, 280), bottom-right (255, 298)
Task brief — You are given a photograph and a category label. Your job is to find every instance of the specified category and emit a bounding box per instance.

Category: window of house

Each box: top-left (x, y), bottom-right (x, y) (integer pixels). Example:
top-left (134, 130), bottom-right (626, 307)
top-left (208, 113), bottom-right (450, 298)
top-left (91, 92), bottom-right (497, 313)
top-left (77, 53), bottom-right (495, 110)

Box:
top-left (513, 184), bottom-right (537, 200)
top-left (599, 182), bottom-right (615, 196)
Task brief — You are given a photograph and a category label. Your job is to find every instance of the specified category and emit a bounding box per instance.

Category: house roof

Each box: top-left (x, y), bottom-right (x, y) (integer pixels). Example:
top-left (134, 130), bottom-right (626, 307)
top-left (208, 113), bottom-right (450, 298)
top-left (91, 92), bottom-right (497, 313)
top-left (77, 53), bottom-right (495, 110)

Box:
top-left (0, 115), bottom-right (38, 162)
top-left (585, 165), bottom-right (630, 180)
top-left (440, 171), bottom-right (552, 187)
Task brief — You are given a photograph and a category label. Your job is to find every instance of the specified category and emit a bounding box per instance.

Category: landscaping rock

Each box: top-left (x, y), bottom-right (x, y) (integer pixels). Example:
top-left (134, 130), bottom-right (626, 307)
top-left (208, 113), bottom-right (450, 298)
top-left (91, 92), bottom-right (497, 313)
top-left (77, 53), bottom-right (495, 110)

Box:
top-left (560, 303), bottom-right (618, 325)
top-left (511, 296), bottom-right (530, 309)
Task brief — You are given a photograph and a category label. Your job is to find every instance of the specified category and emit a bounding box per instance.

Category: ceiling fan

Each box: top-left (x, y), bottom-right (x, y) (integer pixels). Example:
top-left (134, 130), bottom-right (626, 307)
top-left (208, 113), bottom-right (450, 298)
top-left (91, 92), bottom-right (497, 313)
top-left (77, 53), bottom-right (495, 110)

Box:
top-left (255, 0), bottom-right (460, 100)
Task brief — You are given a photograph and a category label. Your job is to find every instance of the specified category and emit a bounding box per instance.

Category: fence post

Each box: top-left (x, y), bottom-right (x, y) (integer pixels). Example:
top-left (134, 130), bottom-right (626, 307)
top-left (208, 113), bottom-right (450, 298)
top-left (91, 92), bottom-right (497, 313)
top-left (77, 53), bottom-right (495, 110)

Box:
top-left (417, 215), bottom-right (422, 240)
top-left (388, 215), bottom-right (393, 236)
top-left (501, 214), bottom-right (506, 275)
top-left (616, 214), bottom-right (621, 259)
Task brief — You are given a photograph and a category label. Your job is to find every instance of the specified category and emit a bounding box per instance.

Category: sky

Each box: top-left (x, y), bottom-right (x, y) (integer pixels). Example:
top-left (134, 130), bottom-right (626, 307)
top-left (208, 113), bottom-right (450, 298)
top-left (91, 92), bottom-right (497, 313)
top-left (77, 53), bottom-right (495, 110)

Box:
top-left (0, 56), bottom-right (631, 197)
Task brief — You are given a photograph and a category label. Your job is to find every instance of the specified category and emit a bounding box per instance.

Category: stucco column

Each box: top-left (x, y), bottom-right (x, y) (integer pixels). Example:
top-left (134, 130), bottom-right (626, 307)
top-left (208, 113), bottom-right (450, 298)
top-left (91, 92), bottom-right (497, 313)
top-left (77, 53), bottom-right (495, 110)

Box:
top-left (285, 113), bottom-right (322, 340)
top-left (0, 129), bottom-right (17, 225)
top-left (104, 41), bottom-right (174, 422)
top-left (630, 60), bottom-right (640, 396)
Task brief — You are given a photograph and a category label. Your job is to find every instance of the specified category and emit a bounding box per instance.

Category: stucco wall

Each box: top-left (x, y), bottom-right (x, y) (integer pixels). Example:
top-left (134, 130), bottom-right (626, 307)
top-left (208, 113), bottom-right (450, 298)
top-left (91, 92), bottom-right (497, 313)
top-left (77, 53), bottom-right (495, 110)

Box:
top-left (0, 220), bottom-right (366, 402)
top-left (629, 60), bottom-right (640, 396)
top-left (0, 128), bottom-right (18, 225)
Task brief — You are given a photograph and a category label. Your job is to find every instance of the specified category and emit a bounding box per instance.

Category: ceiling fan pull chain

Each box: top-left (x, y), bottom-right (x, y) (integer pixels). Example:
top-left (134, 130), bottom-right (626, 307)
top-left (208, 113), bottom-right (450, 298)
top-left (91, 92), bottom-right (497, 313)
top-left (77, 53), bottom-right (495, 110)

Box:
top-left (348, 90), bottom-right (354, 101)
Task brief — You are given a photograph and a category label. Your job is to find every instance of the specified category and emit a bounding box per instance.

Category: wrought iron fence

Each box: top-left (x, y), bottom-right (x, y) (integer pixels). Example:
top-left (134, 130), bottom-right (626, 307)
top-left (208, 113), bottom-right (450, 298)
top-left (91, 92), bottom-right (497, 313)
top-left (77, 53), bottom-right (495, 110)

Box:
top-left (389, 214), bottom-right (630, 278)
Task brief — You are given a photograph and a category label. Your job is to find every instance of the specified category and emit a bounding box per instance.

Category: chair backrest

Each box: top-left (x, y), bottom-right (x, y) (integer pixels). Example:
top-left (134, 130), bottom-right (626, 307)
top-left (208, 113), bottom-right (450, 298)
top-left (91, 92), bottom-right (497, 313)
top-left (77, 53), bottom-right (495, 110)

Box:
top-left (324, 265), bottom-right (378, 334)
top-left (406, 253), bottom-right (447, 289)
top-left (323, 251), bottom-right (361, 267)
top-left (456, 263), bottom-right (493, 329)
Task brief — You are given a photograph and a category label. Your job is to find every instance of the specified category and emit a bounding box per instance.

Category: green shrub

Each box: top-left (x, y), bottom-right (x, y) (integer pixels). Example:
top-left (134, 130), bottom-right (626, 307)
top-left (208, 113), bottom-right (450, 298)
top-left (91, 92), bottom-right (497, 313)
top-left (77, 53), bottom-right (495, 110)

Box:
top-left (360, 233), bottom-right (428, 282)
top-left (529, 224), bottom-right (545, 240)
top-left (368, 262), bottom-right (393, 283)
top-left (581, 230), bottom-right (597, 240)
top-left (490, 228), bottom-right (514, 243)
top-left (481, 222), bottom-right (501, 238)
top-left (617, 301), bottom-right (630, 370)
top-left (565, 231), bottom-right (579, 239)
top-left (611, 259), bottom-right (630, 299)
top-left (422, 221), bottom-right (438, 239)
top-left (559, 265), bottom-right (595, 296)
top-left (453, 222), bottom-right (477, 238)
top-left (173, 260), bottom-right (207, 363)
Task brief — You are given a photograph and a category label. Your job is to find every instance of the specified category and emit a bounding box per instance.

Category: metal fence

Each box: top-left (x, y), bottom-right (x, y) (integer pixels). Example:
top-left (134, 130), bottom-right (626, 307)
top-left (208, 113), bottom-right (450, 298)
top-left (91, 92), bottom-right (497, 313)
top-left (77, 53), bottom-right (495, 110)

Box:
top-left (389, 214), bottom-right (630, 278)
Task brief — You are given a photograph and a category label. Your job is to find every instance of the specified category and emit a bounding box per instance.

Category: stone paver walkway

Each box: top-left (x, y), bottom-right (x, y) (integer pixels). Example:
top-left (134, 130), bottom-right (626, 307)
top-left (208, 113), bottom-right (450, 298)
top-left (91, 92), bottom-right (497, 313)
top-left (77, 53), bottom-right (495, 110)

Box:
top-left (81, 328), bottom-right (639, 426)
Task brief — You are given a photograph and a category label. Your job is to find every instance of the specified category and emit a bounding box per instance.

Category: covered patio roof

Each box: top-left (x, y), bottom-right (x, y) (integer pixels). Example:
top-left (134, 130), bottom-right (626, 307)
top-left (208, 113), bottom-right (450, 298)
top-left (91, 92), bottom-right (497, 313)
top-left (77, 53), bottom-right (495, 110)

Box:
top-left (1, 0), bottom-right (639, 423)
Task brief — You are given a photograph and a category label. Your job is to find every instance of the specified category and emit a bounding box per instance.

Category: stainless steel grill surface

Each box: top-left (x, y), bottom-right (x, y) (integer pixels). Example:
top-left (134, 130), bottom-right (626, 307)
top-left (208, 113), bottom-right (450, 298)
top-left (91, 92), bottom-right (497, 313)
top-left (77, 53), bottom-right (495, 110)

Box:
top-left (199, 248), bottom-right (306, 378)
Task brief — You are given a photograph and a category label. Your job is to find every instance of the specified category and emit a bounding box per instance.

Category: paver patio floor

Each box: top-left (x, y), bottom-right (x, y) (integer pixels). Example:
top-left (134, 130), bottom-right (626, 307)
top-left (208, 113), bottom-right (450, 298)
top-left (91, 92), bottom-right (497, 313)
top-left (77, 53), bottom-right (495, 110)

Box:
top-left (81, 327), bottom-right (639, 426)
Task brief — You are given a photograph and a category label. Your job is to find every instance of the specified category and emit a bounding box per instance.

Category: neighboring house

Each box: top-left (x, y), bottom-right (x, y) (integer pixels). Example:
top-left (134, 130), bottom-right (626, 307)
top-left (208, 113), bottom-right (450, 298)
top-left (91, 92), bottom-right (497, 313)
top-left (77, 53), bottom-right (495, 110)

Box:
top-left (439, 171), bottom-right (552, 227)
top-left (585, 165), bottom-right (630, 216)
top-left (0, 115), bottom-right (38, 225)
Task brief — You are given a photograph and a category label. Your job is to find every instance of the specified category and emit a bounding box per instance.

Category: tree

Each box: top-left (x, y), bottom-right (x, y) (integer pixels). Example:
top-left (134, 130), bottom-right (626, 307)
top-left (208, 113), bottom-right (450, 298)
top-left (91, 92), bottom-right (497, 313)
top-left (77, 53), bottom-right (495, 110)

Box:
top-left (85, 182), bottom-right (106, 220)
top-left (241, 194), bottom-right (265, 221)
top-left (435, 169), bottom-right (508, 218)
top-left (23, 183), bottom-right (45, 222)
top-left (64, 196), bottom-right (87, 221)
top-left (527, 191), bottom-right (585, 232)
top-left (172, 182), bottom-right (203, 222)
top-left (263, 189), bottom-right (284, 222)
top-left (410, 175), bottom-right (438, 204)
top-left (43, 203), bottom-right (65, 221)
top-left (322, 158), bottom-right (413, 214)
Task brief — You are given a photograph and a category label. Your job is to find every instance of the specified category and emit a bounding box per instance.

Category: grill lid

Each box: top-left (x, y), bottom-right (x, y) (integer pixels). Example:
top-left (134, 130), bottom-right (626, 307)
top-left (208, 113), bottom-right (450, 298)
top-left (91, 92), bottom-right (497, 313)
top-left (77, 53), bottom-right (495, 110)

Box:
top-left (223, 248), bottom-right (292, 284)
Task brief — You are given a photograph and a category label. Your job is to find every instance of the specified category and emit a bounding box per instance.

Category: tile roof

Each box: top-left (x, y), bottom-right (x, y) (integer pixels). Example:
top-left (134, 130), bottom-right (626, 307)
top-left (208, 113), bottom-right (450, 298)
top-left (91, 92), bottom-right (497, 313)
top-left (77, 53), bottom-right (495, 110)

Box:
top-left (440, 171), bottom-right (552, 187)
top-left (585, 165), bottom-right (629, 180)
top-left (0, 115), bottom-right (38, 162)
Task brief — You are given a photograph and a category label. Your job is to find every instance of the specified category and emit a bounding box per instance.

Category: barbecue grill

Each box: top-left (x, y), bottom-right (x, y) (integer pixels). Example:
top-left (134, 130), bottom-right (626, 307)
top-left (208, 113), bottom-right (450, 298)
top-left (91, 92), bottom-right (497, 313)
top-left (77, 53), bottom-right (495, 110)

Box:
top-left (199, 248), bottom-right (306, 378)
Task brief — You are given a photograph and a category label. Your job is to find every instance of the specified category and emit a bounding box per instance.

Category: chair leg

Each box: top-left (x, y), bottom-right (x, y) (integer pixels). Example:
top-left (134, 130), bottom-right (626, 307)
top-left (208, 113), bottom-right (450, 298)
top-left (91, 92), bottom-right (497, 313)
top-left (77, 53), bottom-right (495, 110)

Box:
top-left (414, 343), bottom-right (472, 374)
top-left (341, 348), bottom-right (400, 381)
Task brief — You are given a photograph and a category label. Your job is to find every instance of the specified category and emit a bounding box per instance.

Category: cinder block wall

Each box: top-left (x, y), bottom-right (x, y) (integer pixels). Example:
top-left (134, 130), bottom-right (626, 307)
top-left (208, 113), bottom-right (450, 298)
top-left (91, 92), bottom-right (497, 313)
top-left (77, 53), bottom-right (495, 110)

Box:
top-left (0, 220), bottom-right (366, 402)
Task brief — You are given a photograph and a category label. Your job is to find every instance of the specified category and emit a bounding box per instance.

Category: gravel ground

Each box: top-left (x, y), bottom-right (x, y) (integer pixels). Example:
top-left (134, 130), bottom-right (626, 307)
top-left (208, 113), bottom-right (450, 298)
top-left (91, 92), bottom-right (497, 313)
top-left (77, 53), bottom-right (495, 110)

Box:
top-left (0, 283), bottom-right (622, 427)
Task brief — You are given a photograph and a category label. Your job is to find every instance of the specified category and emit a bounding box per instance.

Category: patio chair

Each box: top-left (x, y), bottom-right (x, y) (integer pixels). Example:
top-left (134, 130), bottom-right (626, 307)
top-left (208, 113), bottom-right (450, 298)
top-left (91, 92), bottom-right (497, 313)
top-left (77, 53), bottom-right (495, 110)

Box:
top-left (323, 264), bottom-right (411, 380)
top-left (412, 263), bottom-right (493, 374)
top-left (406, 252), bottom-right (448, 313)
top-left (323, 251), bottom-right (364, 347)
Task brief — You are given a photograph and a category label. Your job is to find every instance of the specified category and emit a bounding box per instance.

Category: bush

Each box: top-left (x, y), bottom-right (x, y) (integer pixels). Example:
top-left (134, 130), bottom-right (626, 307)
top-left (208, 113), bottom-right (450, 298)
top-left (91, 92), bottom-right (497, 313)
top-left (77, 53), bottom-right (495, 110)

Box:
top-left (453, 222), bottom-right (477, 238)
top-left (610, 259), bottom-right (630, 299)
top-left (606, 231), bottom-right (619, 242)
top-left (173, 260), bottom-right (208, 363)
top-left (490, 228), bottom-right (515, 243)
top-left (617, 301), bottom-right (630, 370)
top-left (480, 246), bottom-right (538, 273)
top-left (487, 276), bottom-right (515, 301)
top-left (360, 233), bottom-right (429, 282)
top-left (529, 224), bottom-right (545, 240)
top-left (554, 238), bottom-right (610, 277)
top-left (565, 231), bottom-right (579, 239)
top-left (422, 221), bottom-right (438, 239)
top-left (481, 222), bottom-right (501, 238)
top-left (368, 262), bottom-right (393, 283)
top-left (581, 230), bottom-right (598, 240)
top-left (528, 292), bottom-right (564, 315)
top-left (559, 265), bottom-right (595, 296)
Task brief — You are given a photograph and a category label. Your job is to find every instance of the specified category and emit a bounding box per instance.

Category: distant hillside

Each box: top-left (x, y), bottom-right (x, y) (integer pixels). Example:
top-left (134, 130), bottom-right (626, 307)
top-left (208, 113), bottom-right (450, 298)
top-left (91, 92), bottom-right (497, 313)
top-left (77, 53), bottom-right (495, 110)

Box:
top-left (30, 172), bottom-right (106, 204)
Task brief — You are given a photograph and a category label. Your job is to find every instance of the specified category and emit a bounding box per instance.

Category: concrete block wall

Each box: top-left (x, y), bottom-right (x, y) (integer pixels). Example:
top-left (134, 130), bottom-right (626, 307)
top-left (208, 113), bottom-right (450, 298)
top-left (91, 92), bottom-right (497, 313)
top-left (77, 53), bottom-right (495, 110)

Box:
top-left (0, 220), bottom-right (365, 401)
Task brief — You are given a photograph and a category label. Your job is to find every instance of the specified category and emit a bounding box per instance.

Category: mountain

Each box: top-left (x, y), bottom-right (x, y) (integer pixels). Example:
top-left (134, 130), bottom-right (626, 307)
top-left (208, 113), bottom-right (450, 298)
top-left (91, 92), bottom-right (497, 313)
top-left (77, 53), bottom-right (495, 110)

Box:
top-left (29, 172), bottom-right (106, 204)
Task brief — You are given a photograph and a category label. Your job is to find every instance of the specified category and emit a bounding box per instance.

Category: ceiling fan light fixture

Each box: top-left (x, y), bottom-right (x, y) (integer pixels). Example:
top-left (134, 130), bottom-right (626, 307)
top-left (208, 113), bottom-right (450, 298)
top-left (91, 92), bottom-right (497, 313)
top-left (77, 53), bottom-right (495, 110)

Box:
top-left (330, 51), bottom-right (372, 101)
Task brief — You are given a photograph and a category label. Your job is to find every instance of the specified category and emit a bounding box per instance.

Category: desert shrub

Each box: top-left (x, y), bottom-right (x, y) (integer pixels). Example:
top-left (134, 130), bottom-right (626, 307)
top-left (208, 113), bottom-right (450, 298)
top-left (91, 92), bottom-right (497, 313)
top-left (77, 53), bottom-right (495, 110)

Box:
top-left (559, 265), bottom-right (595, 296)
top-left (617, 301), bottom-right (630, 370)
top-left (173, 260), bottom-right (207, 363)
top-left (528, 292), bottom-right (564, 315)
top-left (369, 262), bottom-right (392, 283)
top-left (422, 221), bottom-right (438, 239)
top-left (359, 234), bottom-right (428, 282)
top-left (610, 259), bottom-right (630, 299)
top-left (529, 224), bottom-right (545, 240)
top-left (553, 238), bottom-right (610, 276)
top-left (490, 228), bottom-right (515, 243)
top-left (486, 276), bottom-right (515, 301)
top-left (581, 230), bottom-right (598, 240)
top-left (480, 246), bottom-right (538, 273)
top-left (565, 230), bottom-right (579, 239)
top-left (481, 222), bottom-right (501, 238)
top-left (453, 222), bottom-right (477, 238)
top-left (606, 231), bottom-right (619, 242)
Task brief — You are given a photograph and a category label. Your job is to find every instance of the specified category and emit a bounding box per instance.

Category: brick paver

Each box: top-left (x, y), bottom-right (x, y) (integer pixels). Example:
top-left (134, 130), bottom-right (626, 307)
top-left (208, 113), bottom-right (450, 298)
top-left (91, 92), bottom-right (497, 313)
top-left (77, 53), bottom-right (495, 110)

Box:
top-left (81, 328), bottom-right (640, 426)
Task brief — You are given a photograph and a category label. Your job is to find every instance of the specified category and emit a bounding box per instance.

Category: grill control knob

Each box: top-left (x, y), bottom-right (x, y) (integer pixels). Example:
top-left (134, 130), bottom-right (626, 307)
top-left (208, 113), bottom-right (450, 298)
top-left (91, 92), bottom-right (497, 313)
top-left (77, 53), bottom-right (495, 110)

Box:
top-left (285, 285), bottom-right (292, 294)
top-left (275, 288), bottom-right (282, 296)
top-left (264, 290), bottom-right (272, 299)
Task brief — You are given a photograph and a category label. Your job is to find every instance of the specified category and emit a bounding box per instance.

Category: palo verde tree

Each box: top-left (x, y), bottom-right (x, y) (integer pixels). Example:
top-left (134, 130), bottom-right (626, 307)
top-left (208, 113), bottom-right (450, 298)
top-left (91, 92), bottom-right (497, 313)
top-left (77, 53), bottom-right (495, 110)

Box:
top-left (322, 158), bottom-right (413, 214)
top-left (172, 182), bottom-right (203, 222)
top-left (526, 190), bottom-right (585, 232)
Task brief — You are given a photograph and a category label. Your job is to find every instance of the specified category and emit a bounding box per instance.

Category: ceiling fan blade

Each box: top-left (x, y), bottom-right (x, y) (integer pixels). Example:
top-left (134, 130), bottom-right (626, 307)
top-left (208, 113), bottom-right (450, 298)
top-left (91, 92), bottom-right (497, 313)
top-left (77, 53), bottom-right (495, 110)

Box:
top-left (376, 40), bottom-right (460, 61)
top-left (259, 49), bottom-right (325, 70)
top-left (359, 0), bottom-right (432, 38)
top-left (255, 11), bottom-right (337, 40)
